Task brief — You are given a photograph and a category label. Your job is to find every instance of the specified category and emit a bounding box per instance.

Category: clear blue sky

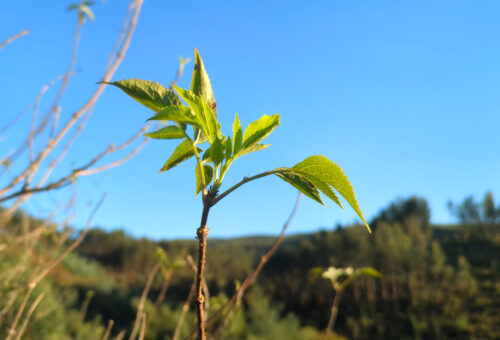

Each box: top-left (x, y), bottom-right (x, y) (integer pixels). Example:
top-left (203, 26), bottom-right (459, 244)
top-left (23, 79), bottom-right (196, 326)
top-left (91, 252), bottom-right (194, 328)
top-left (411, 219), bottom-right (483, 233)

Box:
top-left (1, 1), bottom-right (498, 239)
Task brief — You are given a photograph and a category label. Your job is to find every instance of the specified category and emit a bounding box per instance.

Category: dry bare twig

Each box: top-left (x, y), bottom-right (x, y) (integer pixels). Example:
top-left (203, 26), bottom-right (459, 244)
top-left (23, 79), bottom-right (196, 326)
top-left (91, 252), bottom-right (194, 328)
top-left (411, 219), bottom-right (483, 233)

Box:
top-left (5, 193), bottom-right (106, 340)
top-left (129, 264), bottom-right (160, 340)
top-left (173, 277), bottom-right (197, 340)
top-left (0, 29), bottom-right (29, 52)
top-left (102, 319), bottom-right (114, 340)
top-left (0, 0), bottom-right (145, 207)
top-left (13, 292), bottom-right (45, 340)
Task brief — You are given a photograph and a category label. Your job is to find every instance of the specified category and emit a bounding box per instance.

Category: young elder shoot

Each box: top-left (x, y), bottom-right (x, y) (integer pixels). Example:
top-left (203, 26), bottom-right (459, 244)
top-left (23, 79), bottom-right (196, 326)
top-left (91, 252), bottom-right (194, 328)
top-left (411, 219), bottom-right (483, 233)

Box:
top-left (318, 266), bottom-right (382, 339)
top-left (103, 49), bottom-right (371, 340)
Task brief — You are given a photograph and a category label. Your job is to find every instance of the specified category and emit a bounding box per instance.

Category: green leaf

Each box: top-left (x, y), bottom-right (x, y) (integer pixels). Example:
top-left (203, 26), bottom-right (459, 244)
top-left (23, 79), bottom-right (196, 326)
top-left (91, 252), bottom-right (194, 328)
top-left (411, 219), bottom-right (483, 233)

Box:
top-left (237, 144), bottom-right (271, 157)
top-left (196, 163), bottom-right (214, 195)
top-left (225, 137), bottom-right (233, 161)
top-left (292, 155), bottom-right (370, 233)
top-left (202, 147), bottom-right (212, 162)
top-left (147, 105), bottom-right (199, 126)
top-left (79, 4), bottom-right (94, 21)
top-left (292, 171), bottom-right (343, 208)
top-left (160, 140), bottom-right (200, 172)
top-left (190, 48), bottom-right (216, 112)
top-left (241, 114), bottom-right (280, 151)
top-left (173, 86), bottom-right (220, 144)
top-left (356, 267), bottom-right (382, 279)
top-left (274, 170), bottom-right (323, 205)
top-left (232, 114), bottom-right (243, 155)
top-left (103, 79), bottom-right (182, 112)
top-left (145, 126), bottom-right (185, 140)
top-left (210, 138), bottom-right (225, 166)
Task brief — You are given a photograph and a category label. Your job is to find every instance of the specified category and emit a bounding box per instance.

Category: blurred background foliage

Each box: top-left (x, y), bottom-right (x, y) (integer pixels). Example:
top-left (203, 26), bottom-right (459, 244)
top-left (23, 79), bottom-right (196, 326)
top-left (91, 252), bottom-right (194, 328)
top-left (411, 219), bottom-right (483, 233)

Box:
top-left (0, 192), bottom-right (498, 339)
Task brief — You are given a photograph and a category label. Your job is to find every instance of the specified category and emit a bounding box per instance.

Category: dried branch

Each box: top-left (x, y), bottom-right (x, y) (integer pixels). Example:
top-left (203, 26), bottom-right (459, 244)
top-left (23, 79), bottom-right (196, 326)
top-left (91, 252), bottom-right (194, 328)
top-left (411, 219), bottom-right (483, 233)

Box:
top-left (0, 103), bottom-right (32, 137)
top-left (0, 29), bottom-right (29, 52)
top-left (6, 194), bottom-right (106, 340)
top-left (0, 0), bottom-right (144, 200)
top-left (0, 291), bottom-right (18, 327)
top-left (154, 268), bottom-right (172, 308)
top-left (129, 264), bottom-right (160, 340)
top-left (138, 313), bottom-right (147, 340)
top-left (102, 319), bottom-right (114, 340)
top-left (0, 123), bottom-right (149, 204)
top-left (116, 330), bottom-right (127, 340)
top-left (173, 277), bottom-right (196, 340)
top-left (13, 292), bottom-right (45, 340)
top-left (35, 193), bottom-right (106, 286)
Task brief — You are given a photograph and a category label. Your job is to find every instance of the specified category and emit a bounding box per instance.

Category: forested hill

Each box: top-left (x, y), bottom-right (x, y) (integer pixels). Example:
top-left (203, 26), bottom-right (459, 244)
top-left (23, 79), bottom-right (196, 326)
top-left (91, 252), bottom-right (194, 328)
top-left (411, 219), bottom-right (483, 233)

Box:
top-left (1, 194), bottom-right (499, 339)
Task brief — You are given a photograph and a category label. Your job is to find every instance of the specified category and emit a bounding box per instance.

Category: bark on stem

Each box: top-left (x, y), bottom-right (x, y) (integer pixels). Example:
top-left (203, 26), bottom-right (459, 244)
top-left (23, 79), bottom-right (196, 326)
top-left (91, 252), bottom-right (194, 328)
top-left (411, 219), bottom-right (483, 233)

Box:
top-left (195, 203), bottom-right (211, 340)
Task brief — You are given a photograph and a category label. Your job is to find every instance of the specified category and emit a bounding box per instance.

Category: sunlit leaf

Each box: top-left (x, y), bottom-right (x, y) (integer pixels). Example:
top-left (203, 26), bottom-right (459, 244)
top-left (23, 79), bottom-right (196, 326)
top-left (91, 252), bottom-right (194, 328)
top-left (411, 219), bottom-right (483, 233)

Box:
top-left (160, 140), bottom-right (200, 172)
top-left (190, 48), bottom-right (216, 112)
top-left (103, 79), bottom-right (182, 112)
top-left (292, 155), bottom-right (370, 233)
top-left (145, 126), bottom-right (185, 140)
top-left (274, 170), bottom-right (323, 205)
top-left (241, 114), bottom-right (279, 152)
top-left (147, 105), bottom-right (199, 126)
top-left (292, 172), bottom-right (343, 208)
top-left (173, 86), bottom-right (220, 144)
top-left (210, 138), bottom-right (225, 166)
top-left (196, 163), bottom-right (214, 195)
top-left (236, 144), bottom-right (271, 157)
top-left (202, 146), bottom-right (212, 163)
top-left (232, 114), bottom-right (243, 155)
top-left (225, 137), bottom-right (233, 161)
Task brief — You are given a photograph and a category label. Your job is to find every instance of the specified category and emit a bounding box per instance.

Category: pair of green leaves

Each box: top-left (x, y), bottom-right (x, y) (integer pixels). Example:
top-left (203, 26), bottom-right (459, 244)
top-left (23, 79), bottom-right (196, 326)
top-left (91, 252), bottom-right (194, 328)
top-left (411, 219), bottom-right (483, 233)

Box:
top-left (313, 266), bottom-right (382, 290)
top-left (273, 155), bottom-right (370, 233)
top-left (103, 49), bottom-right (370, 233)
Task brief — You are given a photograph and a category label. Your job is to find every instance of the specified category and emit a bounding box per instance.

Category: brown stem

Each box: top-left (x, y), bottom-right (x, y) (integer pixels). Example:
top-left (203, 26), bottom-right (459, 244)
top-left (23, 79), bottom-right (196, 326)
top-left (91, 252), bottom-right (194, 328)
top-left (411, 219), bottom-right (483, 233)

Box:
top-left (324, 289), bottom-right (343, 339)
top-left (186, 255), bottom-right (209, 313)
top-left (206, 193), bottom-right (302, 338)
top-left (195, 203), bottom-right (211, 340)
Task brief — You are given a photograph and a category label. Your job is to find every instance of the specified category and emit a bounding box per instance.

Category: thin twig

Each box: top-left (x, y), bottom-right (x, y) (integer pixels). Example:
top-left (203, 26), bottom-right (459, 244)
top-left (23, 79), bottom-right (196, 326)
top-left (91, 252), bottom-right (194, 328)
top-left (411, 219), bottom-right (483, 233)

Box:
top-left (0, 0), bottom-right (144, 200)
top-left (0, 29), bottom-right (29, 52)
top-left (0, 103), bottom-right (32, 137)
top-left (154, 268), bottom-right (171, 308)
top-left (102, 319), bottom-right (114, 340)
top-left (0, 124), bottom-right (150, 204)
top-left (173, 278), bottom-right (196, 340)
top-left (138, 313), bottom-right (147, 340)
top-left (129, 264), bottom-right (160, 340)
top-left (32, 193), bottom-right (106, 287)
top-left (116, 330), bottom-right (126, 340)
top-left (0, 291), bottom-right (18, 327)
top-left (211, 170), bottom-right (278, 206)
top-left (6, 194), bottom-right (105, 340)
top-left (14, 293), bottom-right (45, 340)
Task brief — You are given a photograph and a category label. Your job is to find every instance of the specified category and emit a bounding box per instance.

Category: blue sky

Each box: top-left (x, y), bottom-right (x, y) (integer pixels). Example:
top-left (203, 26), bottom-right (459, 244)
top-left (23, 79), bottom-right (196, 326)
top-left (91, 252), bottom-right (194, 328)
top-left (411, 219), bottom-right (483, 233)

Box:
top-left (1, 1), bottom-right (498, 239)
